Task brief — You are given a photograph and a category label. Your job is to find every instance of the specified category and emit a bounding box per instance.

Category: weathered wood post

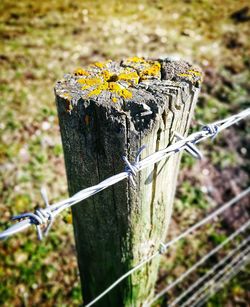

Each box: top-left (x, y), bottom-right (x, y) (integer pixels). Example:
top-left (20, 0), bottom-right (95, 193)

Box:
top-left (54, 57), bottom-right (201, 306)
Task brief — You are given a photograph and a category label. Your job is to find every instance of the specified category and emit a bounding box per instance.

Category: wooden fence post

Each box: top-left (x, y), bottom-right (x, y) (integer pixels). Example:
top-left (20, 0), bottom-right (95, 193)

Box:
top-left (54, 57), bottom-right (201, 306)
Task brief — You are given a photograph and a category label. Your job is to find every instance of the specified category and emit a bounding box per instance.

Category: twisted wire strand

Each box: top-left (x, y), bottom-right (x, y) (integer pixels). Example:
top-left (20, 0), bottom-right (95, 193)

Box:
top-left (146, 219), bottom-right (250, 306)
top-left (184, 251), bottom-right (250, 307)
top-left (0, 108), bottom-right (249, 241)
top-left (170, 236), bottom-right (250, 307)
top-left (85, 188), bottom-right (250, 307)
top-left (156, 188), bottom-right (250, 254)
top-left (174, 238), bottom-right (249, 307)
top-left (194, 257), bottom-right (250, 307)
top-left (191, 249), bottom-right (250, 307)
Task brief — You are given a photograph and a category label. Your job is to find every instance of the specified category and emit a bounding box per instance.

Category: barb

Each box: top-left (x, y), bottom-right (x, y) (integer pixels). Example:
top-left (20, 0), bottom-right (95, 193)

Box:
top-left (147, 219), bottom-right (250, 306)
top-left (0, 108), bottom-right (248, 241)
top-left (123, 145), bottom-right (146, 187)
top-left (174, 131), bottom-right (203, 159)
top-left (202, 124), bottom-right (219, 140)
top-left (12, 187), bottom-right (55, 240)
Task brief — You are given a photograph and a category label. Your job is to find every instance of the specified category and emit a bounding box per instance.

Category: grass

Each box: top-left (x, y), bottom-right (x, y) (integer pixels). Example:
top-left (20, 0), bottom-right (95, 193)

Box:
top-left (0, 0), bottom-right (249, 306)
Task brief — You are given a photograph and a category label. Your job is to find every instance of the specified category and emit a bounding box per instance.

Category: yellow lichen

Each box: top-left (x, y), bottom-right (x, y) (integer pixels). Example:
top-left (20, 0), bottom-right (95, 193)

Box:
top-left (87, 87), bottom-right (103, 97)
top-left (72, 57), bottom-right (163, 101)
top-left (63, 93), bottom-right (72, 100)
top-left (87, 82), bottom-right (108, 96)
top-left (178, 73), bottom-right (193, 79)
top-left (121, 88), bottom-right (132, 99)
top-left (188, 70), bottom-right (202, 76)
top-left (140, 62), bottom-right (161, 79)
top-left (177, 70), bottom-right (202, 84)
top-left (101, 70), bottom-right (113, 81)
top-left (126, 56), bottom-right (146, 63)
top-left (74, 68), bottom-right (89, 76)
top-left (86, 81), bottom-right (133, 99)
top-left (78, 77), bottom-right (103, 87)
top-left (118, 71), bottom-right (139, 85)
top-left (107, 82), bottom-right (122, 93)
top-left (66, 57), bottom-right (202, 107)
top-left (107, 82), bottom-right (116, 89)
top-left (123, 58), bottom-right (161, 81)
top-left (81, 85), bottom-right (92, 90)
top-left (93, 62), bottom-right (105, 69)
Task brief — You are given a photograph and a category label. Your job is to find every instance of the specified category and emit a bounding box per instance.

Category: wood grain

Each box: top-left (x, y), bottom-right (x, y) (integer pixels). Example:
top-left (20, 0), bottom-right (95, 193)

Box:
top-left (55, 57), bottom-right (201, 306)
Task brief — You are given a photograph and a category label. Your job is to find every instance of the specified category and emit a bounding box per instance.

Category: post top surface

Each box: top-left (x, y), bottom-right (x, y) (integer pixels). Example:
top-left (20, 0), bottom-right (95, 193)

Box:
top-left (55, 57), bottom-right (202, 111)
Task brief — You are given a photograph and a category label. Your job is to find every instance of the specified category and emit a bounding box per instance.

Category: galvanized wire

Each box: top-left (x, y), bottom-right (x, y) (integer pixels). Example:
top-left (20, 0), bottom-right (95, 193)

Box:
top-left (191, 248), bottom-right (250, 307)
top-left (170, 236), bottom-right (250, 307)
top-left (146, 219), bottom-right (250, 306)
top-left (0, 108), bottom-right (249, 241)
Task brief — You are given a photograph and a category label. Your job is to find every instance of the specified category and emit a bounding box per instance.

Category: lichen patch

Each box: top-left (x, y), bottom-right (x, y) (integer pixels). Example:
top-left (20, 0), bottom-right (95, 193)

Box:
top-left (74, 57), bottom-right (161, 101)
top-left (122, 57), bottom-right (161, 80)
top-left (56, 57), bottom-right (162, 107)
top-left (177, 68), bottom-right (203, 84)
top-left (55, 57), bottom-right (202, 111)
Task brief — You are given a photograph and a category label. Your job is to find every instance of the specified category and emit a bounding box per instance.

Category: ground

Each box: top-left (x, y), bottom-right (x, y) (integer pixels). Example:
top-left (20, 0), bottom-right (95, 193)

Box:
top-left (0, 0), bottom-right (249, 306)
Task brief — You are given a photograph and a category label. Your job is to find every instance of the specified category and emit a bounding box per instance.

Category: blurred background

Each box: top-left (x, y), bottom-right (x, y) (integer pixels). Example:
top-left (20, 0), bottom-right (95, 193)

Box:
top-left (0, 0), bottom-right (249, 306)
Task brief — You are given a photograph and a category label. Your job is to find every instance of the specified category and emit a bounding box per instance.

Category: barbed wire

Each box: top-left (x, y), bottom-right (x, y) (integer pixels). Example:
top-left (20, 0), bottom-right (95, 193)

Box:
top-left (147, 218), bottom-right (250, 306)
top-left (169, 235), bottom-right (250, 307)
top-left (0, 108), bottom-right (249, 241)
top-left (85, 188), bottom-right (250, 307)
top-left (190, 248), bottom-right (250, 307)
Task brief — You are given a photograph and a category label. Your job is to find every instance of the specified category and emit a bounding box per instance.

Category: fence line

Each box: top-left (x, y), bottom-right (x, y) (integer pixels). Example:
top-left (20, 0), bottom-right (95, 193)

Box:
top-left (194, 256), bottom-right (250, 307)
top-left (0, 108), bottom-right (249, 241)
top-left (190, 249), bottom-right (250, 307)
top-left (181, 246), bottom-right (250, 307)
top-left (147, 219), bottom-right (250, 306)
top-left (85, 188), bottom-right (250, 307)
top-left (0, 108), bottom-right (249, 307)
top-left (169, 235), bottom-right (250, 307)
